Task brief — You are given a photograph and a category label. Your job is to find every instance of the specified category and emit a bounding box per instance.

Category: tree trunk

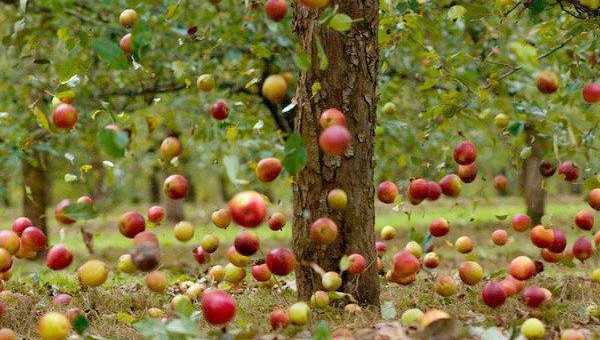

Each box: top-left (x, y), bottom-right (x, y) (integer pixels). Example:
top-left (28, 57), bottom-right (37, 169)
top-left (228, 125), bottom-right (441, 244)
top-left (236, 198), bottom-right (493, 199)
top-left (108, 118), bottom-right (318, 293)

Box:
top-left (22, 151), bottom-right (50, 236)
top-left (164, 197), bottom-right (185, 222)
top-left (292, 1), bottom-right (380, 306)
top-left (1, 174), bottom-right (9, 207)
top-left (519, 126), bottom-right (546, 225)
top-left (150, 165), bottom-right (161, 204)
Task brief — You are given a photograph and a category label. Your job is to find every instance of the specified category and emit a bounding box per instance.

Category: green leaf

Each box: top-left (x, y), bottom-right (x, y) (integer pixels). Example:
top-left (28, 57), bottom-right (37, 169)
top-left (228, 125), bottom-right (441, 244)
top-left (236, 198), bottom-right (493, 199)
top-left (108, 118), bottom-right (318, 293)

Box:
top-left (509, 42), bottom-right (538, 72)
top-left (98, 128), bottom-right (129, 158)
top-left (381, 301), bottom-right (397, 320)
top-left (63, 202), bottom-right (98, 221)
top-left (408, 227), bottom-right (424, 244)
top-left (293, 51), bottom-right (311, 71)
top-left (488, 269), bottom-right (507, 280)
top-left (282, 132), bottom-right (307, 176)
top-left (507, 122), bottom-right (524, 136)
top-left (314, 321), bottom-right (332, 340)
top-left (90, 38), bottom-right (129, 69)
top-left (166, 318), bottom-right (201, 336)
top-left (328, 14), bottom-right (352, 32)
top-left (134, 318), bottom-right (169, 340)
top-left (30, 107), bottom-right (50, 131)
top-left (529, 0), bottom-right (546, 17)
top-left (339, 255), bottom-right (349, 272)
top-left (316, 37), bottom-right (329, 70)
top-left (72, 314), bottom-right (89, 335)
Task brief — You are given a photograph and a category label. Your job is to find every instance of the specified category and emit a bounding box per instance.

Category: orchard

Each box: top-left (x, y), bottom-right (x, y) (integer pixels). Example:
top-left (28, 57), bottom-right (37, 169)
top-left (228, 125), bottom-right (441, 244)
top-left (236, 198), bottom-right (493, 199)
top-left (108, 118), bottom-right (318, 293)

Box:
top-left (0, 0), bottom-right (599, 339)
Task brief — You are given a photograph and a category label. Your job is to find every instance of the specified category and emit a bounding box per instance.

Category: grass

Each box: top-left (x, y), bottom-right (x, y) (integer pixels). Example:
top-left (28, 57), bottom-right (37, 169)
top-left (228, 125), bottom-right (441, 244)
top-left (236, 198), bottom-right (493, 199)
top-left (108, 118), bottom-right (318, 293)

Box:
top-left (0, 196), bottom-right (598, 338)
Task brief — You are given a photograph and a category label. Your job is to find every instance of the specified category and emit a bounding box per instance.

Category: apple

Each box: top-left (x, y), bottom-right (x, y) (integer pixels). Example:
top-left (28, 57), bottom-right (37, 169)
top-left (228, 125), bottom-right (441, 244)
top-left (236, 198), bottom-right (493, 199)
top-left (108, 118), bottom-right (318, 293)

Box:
top-left (201, 290), bottom-right (236, 325)
top-left (401, 308), bottom-right (424, 326)
top-left (146, 271), bottom-right (168, 293)
top-left (119, 33), bottom-right (132, 54)
top-left (196, 74), bottom-right (215, 91)
top-left (455, 236), bottom-right (474, 253)
top-left (321, 271), bottom-right (342, 291)
top-left (319, 108), bottom-right (346, 129)
top-left (319, 125), bottom-right (351, 156)
top-left (262, 74), bottom-right (288, 104)
top-left (147, 206), bottom-right (164, 224)
top-left (583, 82), bottom-right (600, 103)
top-left (52, 103), bottom-right (78, 130)
top-left (423, 252), bottom-right (440, 268)
top-left (185, 283), bottom-right (204, 299)
top-left (558, 161), bottom-right (579, 182)
top-left (117, 211), bottom-right (145, 238)
top-left (46, 244), bottom-right (73, 270)
top-left (418, 309), bottom-right (451, 332)
top-left (173, 221), bottom-right (194, 242)
top-left (163, 174), bottom-right (189, 200)
top-left (327, 188), bottom-right (348, 210)
top-left (133, 231), bottom-right (159, 247)
top-left (492, 229), bottom-right (508, 246)
top-left (458, 261), bottom-right (483, 285)
top-left (289, 302), bottom-right (310, 325)
top-left (521, 318), bottom-right (545, 339)
top-left (375, 241), bottom-right (386, 255)
top-left (0, 328), bottom-right (15, 340)
top-left (588, 188), bottom-right (600, 211)
top-left (457, 163), bottom-right (477, 183)
top-left (117, 254), bottom-right (136, 273)
top-left (210, 99), bottom-right (229, 120)
top-left (426, 181), bottom-right (442, 201)
top-left (77, 260), bottom-right (109, 287)
top-left (224, 263), bottom-right (246, 284)
top-left (266, 248), bottom-right (296, 276)
top-left (595, 231), bottom-right (600, 245)
top-left (453, 141), bottom-right (477, 165)
top-left (575, 210), bottom-right (594, 230)
top-left (392, 250), bottom-right (420, 276)
top-left (548, 229), bottom-right (567, 253)
top-left (560, 329), bottom-right (585, 340)
top-left (347, 253), bottom-right (366, 274)
top-left (311, 290), bottom-right (329, 308)
top-left (211, 208), bottom-right (232, 229)
top-left (380, 225), bottom-right (397, 240)
top-left (310, 217), bottom-right (339, 245)
top-left (14, 244), bottom-right (36, 260)
top-left (529, 225), bottom-right (554, 248)
top-left (408, 178), bottom-right (430, 201)
top-left (435, 275), bottom-right (457, 297)
top-left (482, 281), bottom-right (507, 307)
top-left (494, 113), bottom-right (509, 129)
top-left (541, 248), bottom-right (561, 263)
top-left (227, 246), bottom-right (251, 267)
top-left (160, 136), bottom-right (182, 160)
top-left (268, 212), bottom-right (286, 231)
top-left (234, 230), bottom-right (260, 256)
top-left (0, 249), bottom-right (12, 272)
top-left (522, 285), bottom-right (546, 308)
top-left (493, 175), bottom-right (508, 192)
top-left (509, 256), bottom-right (536, 280)
top-left (119, 9), bottom-right (137, 28)
top-left (389, 271), bottom-right (416, 285)
top-left (208, 265), bottom-right (225, 282)
top-left (256, 157), bottom-right (282, 182)
top-left (511, 213), bottom-right (532, 232)
top-left (193, 247), bottom-right (211, 265)
top-left (200, 234), bottom-right (220, 253)
top-left (535, 71), bottom-right (559, 94)
top-left (228, 191), bottom-right (267, 228)
top-left (377, 180), bottom-right (398, 204)
top-left (439, 174), bottom-right (462, 197)
top-left (299, 0), bottom-right (329, 9)
top-left (572, 236), bottom-right (593, 262)
top-left (55, 199), bottom-right (76, 225)
top-left (429, 217), bottom-right (450, 237)
top-left (12, 217), bottom-right (32, 236)
top-left (265, 0), bottom-right (289, 21)
top-left (538, 161), bottom-right (556, 177)
top-left (130, 243), bottom-right (160, 271)
top-left (38, 312), bottom-right (70, 340)
top-left (591, 268), bottom-right (600, 283)
top-left (20, 226), bottom-right (46, 252)
top-left (0, 231), bottom-right (20, 254)
top-left (269, 308), bottom-right (290, 329)
top-left (251, 263), bottom-right (272, 282)
top-left (405, 241), bottom-right (422, 258)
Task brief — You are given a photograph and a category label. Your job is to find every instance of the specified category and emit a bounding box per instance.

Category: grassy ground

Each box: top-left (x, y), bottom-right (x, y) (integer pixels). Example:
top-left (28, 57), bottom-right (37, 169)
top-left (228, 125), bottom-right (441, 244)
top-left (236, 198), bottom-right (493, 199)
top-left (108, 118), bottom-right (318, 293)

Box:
top-left (0, 196), bottom-right (598, 338)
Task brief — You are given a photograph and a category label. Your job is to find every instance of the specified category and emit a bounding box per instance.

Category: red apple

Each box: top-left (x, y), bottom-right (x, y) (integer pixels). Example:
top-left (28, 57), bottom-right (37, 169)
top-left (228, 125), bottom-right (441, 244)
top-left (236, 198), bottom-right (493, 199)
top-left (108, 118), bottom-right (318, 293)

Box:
top-left (310, 217), bottom-right (339, 245)
top-left (539, 161), bottom-right (556, 177)
top-left (163, 174), bottom-right (189, 200)
top-left (319, 125), bottom-right (351, 156)
top-left (492, 229), bottom-right (508, 246)
top-left (375, 241), bottom-right (386, 255)
top-left (588, 188), bottom-right (600, 211)
top-left (429, 218), bottom-right (450, 237)
top-left (46, 244), bottom-right (73, 270)
top-left (540, 248), bottom-right (561, 263)
top-left (52, 103), bottom-right (78, 130)
top-left (493, 175), bottom-right (508, 192)
top-left (453, 141), bottom-right (477, 165)
top-left (457, 163), bottom-right (478, 183)
top-left (160, 136), bottom-right (182, 160)
top-left (572, 236), bottom-right (593, 262)
top-left (455, 236), bottom-right (474, 253)
top-left (210, 100), bottom-right (229, 120)
top-left (201, 290), bottom-right (236, 325)
top-left (511, 213), bottom-right (532, 232)
top-left (347, 253), bottom-right (366, 274)
top-left (12, 217), bottom-right (32, 236)
top-left (522, 285), bottom-right (546, 308)
top-left (211, 208), bottom-right (232, 229)
top-left (0, 231), bottom-right (20, 254)
top-left (558, 161), bottom-right (579, 182)
top-left (234, 230), bottom-right (260, 256)
top-left (119, 33), bottom-right (132, 54)
top-left (582, 82), bottom-right (600, 103)
top-left (133, 231), bottom-right (159, 247)
top-left (20, 226), bottom-right (46, 252)
top-left (392, 250), bottom-right (420, 276)
top-left (509, 256), bottom-right (536, 280)
top-left (228, 191), bottom-right (267, 228)
top-left (575, 210), bottom-right (594, 231)
top-left (265, 0), bottom-right (289, 22)
top-left (0, 248), bottom-right (12, 272)
top-left (268, 212), bottom-right (286, 231)
top-left (52, 293), bottom-right (72, 306)
top-left (319, 108), bottom-right (346, 129)
top-left (55, 199), bottom-right (76, 225)
top-left (130, 243), bottom-right (160, 272)
top-left (535, 71), bottom-right (559, 94)
top-left (147, 206), bottom-right (165, 224)
top-left (482, 281), bottom-right (507, 307)
top-left (426, 181), bottom-right (442, 201)
top-left (458, 261), bottom-right (483, 285)
top-left (377, 180), bottom-right (398, 204)
top-left (548, 229), bottom-right (567, 253)
top-left (118, 211), bottom-right (146, 238)
top-left (408, 178), bottom-right (430, 201)
top-left (266, 248), bottom-right (296, 276)
top-left (529, 225), bottom-right (554, 249)
top-left (439, 174), bottom-right (461, 197)
top-left (256, 157), bottom-right (282, 182)
top-left (251, 263), bottom-right (272, 282)
top-left (269, 308), bottom-right (290, 329)
top-left (193, 247), bottom-right (211, 265)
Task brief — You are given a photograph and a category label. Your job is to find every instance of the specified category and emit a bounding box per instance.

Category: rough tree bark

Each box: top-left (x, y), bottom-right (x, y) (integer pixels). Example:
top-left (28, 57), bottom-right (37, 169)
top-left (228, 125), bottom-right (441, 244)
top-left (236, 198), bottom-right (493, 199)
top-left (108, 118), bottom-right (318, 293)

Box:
top-left (292, 1), bottom-right (380, 306)
top-left (22, 151), bottom-right (50, 235)
top-left (519, 126), bottom-right (546, 225)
